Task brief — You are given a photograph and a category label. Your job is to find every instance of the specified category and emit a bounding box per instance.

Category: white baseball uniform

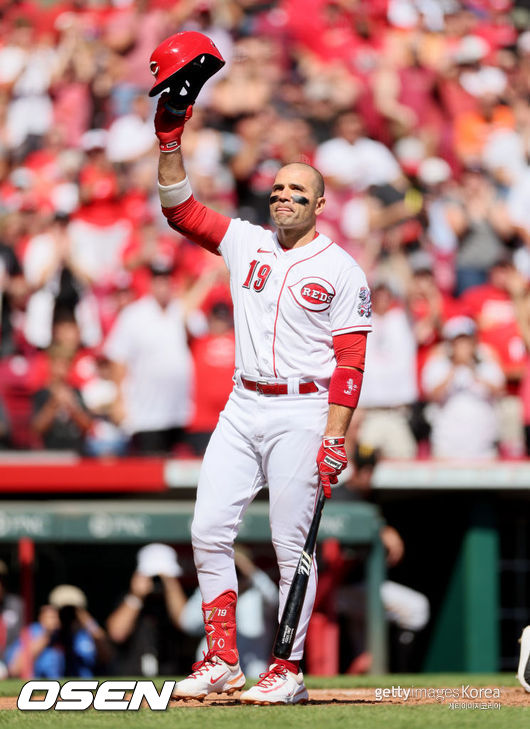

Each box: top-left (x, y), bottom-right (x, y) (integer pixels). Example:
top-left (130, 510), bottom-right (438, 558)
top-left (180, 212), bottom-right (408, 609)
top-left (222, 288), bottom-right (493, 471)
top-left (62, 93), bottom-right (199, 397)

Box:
top-left (190, 217), bottom-right (372, 659)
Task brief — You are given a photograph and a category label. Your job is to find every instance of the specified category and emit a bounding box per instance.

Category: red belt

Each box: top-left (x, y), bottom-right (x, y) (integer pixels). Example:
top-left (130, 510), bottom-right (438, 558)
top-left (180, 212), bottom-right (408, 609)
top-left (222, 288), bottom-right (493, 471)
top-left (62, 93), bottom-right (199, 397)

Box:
top-left (241, 377), bottom-right (318, 395)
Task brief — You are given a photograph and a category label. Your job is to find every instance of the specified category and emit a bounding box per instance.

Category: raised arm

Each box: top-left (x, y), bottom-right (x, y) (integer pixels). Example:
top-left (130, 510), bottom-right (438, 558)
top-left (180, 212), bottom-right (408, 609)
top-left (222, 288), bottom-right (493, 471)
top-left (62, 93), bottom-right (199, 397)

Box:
top-left (154, 96), bottom-right (231, 252)
top-left (155, 98), bottom-right (188, 186)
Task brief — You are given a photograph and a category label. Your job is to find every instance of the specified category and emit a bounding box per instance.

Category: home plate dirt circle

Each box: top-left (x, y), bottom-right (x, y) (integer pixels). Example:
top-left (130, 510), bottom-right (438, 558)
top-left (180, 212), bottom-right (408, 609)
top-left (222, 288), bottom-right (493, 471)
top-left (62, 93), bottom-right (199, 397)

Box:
top-left (0, 686), bottom-right (526, 710)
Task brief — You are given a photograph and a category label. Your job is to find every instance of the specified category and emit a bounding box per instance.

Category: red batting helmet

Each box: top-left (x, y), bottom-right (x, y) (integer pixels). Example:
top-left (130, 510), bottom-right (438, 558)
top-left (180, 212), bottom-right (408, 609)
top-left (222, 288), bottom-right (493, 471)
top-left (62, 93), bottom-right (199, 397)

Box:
top-left (148, 31), bottom-right (225, 103)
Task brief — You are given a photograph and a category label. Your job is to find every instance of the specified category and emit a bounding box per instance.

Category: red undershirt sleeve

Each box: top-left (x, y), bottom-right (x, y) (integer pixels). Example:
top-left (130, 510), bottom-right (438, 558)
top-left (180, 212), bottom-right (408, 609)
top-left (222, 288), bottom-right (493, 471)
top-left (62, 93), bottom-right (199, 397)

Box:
top-left (329, 332), bottom-right (367, 408)
top-left (333, 331), bottom-right (367, 370)
top-left (163, 195), bottom-right (231, 254)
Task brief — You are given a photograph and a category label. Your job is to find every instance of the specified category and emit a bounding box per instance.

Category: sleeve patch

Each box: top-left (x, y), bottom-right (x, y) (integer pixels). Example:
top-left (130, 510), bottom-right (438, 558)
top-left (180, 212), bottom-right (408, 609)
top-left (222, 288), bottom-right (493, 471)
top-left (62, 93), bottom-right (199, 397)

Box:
top-left (357, 286), bottom-right (372, 318)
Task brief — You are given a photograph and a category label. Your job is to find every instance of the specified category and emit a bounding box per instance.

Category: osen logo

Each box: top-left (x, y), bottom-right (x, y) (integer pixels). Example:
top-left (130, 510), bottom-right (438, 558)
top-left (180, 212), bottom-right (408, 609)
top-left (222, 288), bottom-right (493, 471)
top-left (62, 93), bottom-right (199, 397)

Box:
top-left (288, 277), bottom-right (336, 312)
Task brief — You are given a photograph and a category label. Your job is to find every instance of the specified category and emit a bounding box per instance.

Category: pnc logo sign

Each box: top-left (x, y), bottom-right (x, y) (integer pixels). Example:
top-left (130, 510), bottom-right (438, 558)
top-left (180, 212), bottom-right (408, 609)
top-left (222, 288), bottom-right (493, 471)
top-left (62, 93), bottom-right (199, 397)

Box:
top-left (289, 277), bottom-right (336, 312)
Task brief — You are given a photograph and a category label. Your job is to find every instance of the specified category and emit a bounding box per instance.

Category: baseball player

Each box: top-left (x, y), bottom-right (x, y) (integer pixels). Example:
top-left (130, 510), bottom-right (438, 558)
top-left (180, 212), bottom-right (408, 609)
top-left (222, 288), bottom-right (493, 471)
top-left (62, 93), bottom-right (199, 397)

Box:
top-left (154, 95), bottom-right (372, 704)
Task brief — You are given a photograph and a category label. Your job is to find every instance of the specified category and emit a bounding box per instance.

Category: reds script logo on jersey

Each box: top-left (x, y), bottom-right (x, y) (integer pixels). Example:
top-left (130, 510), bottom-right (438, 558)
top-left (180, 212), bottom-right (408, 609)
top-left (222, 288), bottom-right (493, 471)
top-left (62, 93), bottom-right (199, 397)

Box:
top-left (288, 277), bottom-right (336, 312)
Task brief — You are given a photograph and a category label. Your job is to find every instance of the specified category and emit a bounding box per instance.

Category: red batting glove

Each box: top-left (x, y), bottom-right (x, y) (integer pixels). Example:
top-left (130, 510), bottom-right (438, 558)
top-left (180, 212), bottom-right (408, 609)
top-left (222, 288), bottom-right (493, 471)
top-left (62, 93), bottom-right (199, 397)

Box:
top-left (317, 437), bottom-right (348, 498)
top-left (154, 93), bottom-right (193, 153)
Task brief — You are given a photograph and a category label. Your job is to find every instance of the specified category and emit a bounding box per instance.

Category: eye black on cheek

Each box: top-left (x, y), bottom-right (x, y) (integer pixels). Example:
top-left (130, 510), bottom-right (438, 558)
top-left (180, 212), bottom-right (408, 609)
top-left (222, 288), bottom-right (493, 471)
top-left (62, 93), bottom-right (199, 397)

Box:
top-left (292, 194), bottom-right (310, 206)
top-left (269, 195), bottom-right (280, 204)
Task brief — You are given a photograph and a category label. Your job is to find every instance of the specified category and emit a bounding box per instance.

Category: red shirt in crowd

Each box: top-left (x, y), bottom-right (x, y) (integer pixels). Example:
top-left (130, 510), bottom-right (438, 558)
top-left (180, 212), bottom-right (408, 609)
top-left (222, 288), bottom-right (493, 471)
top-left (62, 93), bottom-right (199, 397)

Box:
top-left (461, 283), bottom-right (526, 384)
top-left (189, 332), bottom-right (235, 433)
top-left (408, 293), bottom-right (462, 395)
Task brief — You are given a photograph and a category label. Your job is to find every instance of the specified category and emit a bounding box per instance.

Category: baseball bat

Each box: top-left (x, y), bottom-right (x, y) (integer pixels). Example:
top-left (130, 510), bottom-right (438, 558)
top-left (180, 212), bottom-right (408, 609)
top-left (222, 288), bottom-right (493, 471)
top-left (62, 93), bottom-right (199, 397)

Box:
top-left (273, 486), bottom-right (326, 659)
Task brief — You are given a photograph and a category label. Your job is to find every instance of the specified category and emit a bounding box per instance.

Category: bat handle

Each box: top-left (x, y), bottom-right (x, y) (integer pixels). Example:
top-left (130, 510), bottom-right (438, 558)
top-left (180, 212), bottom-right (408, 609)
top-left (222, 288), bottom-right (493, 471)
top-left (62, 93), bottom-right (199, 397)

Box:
top-left (310, 483), bottom-right (326, 529)
top-left (316, 482), bottom-right (326, 511)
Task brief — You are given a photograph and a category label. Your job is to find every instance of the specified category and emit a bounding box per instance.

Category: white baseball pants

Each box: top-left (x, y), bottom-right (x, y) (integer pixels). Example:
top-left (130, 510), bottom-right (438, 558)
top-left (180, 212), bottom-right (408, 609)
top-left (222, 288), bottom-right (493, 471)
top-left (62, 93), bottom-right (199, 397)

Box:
top-left (191, 383), bottom-right (328, 660)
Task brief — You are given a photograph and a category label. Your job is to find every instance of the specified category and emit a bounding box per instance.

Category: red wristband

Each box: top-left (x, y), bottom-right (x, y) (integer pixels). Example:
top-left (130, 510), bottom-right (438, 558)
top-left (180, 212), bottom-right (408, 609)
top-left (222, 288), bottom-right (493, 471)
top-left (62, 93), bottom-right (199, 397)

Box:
top-left (328, 367), bottom-right (363, 408)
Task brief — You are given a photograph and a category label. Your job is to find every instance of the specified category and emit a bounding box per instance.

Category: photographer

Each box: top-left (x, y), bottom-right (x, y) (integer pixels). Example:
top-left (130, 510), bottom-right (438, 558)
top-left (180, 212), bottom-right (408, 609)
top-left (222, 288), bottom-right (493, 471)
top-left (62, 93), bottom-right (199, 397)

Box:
top-left (422, 316), bottom-right (505, 459)
top-left (7, 585), bottom-right (110, 678)
top-left (106, 544), bottom-right (188, 676)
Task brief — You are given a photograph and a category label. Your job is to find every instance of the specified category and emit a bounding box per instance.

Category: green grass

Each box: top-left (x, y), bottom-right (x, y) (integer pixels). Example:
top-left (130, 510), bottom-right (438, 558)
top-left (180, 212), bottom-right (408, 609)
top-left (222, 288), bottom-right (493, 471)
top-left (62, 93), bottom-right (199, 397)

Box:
top-left (0, 674), bottom-right (526, 729)
top-left (0, 705), bottom-right (527, 729)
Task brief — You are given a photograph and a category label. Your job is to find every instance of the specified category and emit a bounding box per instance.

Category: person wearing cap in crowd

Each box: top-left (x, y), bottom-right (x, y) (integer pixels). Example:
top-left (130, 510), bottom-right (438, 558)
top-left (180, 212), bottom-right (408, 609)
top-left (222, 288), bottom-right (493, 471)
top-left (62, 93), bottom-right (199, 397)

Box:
top-left (106, 544), bottom-right (188, 676)
top-left (422, 316), bottom-right (505, 459)
top-left (7, 584), bottom-right (109, 678)
top-left (461, 253), bottom-right (527, 457)
top-left (0, 560), bottom-right (23, 678)
top-left (405, 251), bottom-right (462, 448)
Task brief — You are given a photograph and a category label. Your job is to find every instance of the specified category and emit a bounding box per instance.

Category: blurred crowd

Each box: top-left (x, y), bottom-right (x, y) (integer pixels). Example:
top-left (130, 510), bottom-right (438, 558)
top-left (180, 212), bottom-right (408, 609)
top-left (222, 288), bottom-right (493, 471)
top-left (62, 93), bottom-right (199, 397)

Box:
top-left (0, 543), bottom-right (280, 679)
top-left (0, 460), bottom-right (428, 679)
top-left (1, 0), bottom-right (530, 459)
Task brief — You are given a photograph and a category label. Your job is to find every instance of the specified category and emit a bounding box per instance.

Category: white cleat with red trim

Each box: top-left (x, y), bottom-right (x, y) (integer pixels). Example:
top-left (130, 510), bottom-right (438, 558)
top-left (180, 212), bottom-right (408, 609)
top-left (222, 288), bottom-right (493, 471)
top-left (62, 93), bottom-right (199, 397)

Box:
top-left (172, 651), bottom-right (246, 700)
top-left (240, 663), bottom-right (309, 705)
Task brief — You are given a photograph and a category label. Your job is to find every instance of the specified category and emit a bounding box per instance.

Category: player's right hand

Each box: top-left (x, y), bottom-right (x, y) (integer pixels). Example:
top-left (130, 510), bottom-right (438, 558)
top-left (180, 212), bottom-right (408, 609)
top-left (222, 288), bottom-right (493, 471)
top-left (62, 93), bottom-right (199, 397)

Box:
top-left (154, 93), bottom-right (193, 153)
top-left (317, 437), bottom-right (348, 498)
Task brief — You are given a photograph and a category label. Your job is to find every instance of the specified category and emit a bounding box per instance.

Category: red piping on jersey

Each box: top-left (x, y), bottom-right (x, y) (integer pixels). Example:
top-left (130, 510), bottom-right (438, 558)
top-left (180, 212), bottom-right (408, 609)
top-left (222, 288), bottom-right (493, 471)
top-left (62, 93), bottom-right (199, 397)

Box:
top-left (271, 242), bottom-right (334, 377)
top-left (332, 324), bottom-right (372, 333)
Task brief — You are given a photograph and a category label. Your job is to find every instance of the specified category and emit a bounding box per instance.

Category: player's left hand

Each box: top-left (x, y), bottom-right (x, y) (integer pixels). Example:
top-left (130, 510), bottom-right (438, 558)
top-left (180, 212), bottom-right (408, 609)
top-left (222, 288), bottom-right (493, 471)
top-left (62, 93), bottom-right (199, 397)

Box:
top-left (154, 92), bottom-right (193, 152)
top-left (317, 437), bottom-right (348, 498)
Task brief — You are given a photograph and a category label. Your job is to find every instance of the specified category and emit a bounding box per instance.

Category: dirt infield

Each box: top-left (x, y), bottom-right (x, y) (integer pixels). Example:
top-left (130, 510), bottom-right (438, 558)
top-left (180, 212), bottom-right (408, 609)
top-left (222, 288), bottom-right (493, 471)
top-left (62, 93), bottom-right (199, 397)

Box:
top-left (0, 686), bottom-right (526, 710)
top-left (166, 686), bottom-right (527, 707)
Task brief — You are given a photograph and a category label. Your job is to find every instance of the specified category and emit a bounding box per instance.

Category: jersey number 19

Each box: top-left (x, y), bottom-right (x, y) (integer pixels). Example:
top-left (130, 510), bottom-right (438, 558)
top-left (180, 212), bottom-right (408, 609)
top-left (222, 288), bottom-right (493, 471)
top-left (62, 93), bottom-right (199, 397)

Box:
top-left (242, 260), bottom-right (272, 292)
